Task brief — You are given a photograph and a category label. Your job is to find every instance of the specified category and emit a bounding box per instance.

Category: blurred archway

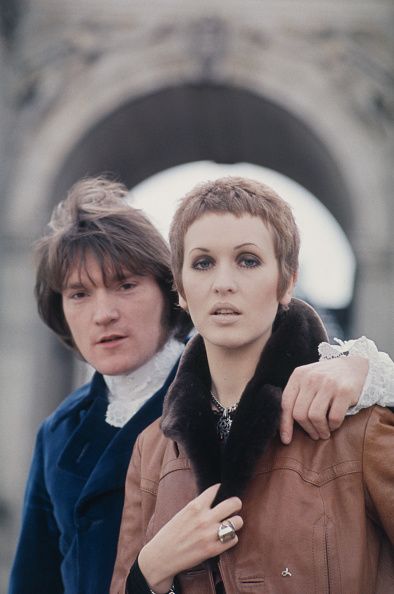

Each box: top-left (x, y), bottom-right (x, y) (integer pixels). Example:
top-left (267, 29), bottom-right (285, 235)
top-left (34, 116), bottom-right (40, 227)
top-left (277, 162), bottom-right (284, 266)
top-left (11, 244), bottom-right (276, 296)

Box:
top-left (52, 84), bottom-right (353, 233)
top-left (50, 82), bottom-right (355, 385)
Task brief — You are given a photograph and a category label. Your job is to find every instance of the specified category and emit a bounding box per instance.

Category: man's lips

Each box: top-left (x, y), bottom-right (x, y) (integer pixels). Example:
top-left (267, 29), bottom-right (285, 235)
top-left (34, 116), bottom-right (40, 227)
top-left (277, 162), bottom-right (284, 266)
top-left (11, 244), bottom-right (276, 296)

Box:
top-left (96, 334), bottom-right (127, 345)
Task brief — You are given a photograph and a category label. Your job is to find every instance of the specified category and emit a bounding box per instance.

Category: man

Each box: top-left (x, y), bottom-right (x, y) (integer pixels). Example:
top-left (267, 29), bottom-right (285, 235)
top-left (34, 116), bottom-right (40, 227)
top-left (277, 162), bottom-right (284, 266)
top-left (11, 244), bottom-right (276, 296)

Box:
top-left (8, 176), bottom-right (394, 594)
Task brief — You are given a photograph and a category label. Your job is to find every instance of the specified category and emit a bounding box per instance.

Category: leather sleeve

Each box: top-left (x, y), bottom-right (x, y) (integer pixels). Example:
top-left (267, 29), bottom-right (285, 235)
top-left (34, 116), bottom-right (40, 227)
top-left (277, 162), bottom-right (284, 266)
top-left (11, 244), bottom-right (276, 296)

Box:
top-left (126, 558), bottom-right (153, 594)
top-left (110, 433), bottom-right (146, 594)
top-left (363, 406), bottom-right (394, 543)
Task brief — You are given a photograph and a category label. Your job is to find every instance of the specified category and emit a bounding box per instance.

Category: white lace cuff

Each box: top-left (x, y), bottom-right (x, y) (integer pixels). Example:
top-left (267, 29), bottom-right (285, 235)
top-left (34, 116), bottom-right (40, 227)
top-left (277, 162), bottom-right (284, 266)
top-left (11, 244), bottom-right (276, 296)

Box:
top-left (318, 336), bottom-right (394, 414)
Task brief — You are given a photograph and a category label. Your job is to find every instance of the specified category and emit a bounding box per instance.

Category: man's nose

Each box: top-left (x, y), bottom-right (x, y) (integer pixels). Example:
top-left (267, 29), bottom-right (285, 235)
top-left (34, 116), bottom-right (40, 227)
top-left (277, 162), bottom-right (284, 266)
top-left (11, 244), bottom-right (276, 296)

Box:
top-left (93, 294), bottom-right (120, 324)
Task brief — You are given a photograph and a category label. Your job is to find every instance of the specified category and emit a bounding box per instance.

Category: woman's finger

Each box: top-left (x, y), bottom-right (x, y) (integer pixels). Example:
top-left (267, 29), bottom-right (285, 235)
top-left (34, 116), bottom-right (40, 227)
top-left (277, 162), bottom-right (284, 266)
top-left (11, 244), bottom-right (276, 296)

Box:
top-left (195, 483), bottom-right (221, 506)
top-left (216, 515), bottom-right (244, 539)
top-left (211, 495), bottom-right (242, 521)
top-left (214, 515), bottom-right (243, 554)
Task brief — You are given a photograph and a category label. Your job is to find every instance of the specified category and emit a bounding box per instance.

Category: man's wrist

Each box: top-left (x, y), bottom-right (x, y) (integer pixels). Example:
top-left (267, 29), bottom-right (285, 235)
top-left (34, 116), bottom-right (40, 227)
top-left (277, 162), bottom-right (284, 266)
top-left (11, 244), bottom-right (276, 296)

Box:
top-left (319, 336), bottom-right (394, 413)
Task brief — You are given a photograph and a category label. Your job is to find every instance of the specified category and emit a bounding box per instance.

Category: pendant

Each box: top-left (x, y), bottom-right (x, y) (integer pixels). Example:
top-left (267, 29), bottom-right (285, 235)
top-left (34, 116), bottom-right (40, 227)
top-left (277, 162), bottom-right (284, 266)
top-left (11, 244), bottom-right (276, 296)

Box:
top-left (217, 413), bottom-right (233, 441)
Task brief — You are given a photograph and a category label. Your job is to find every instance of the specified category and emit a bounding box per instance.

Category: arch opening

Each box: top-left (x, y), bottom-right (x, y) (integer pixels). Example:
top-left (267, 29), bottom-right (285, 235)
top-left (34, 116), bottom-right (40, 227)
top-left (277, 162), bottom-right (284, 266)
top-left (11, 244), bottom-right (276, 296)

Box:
top-left (51, 83), bottom-right (354, 235)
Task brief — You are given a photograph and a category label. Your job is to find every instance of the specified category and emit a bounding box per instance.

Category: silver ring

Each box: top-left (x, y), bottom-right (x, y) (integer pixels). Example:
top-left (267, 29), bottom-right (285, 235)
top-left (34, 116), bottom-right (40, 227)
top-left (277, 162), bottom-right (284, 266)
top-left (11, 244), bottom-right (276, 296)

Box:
top-left (217, 519), bottom-right (236, 543)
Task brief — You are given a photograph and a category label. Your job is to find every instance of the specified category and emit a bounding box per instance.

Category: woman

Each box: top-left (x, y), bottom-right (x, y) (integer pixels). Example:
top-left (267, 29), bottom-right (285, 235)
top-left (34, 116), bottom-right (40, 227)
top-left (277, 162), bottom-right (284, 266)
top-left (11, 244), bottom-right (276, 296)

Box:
top-left (111, 177), bottom-right (394, 594)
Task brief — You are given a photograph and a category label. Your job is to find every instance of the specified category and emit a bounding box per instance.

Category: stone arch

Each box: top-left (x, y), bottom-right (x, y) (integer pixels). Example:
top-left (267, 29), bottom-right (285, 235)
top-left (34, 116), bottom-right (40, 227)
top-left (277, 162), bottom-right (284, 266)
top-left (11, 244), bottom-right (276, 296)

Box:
top-left (42, 83), bottom-right (355, 391)
top-left (51, 83), bottom-right (353, 237)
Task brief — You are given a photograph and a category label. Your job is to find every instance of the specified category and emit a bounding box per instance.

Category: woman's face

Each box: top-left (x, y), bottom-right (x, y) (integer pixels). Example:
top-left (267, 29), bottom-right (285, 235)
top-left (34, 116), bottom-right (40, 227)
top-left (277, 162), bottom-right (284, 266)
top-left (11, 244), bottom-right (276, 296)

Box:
top-left (180, 212), bottom-right (293, 356)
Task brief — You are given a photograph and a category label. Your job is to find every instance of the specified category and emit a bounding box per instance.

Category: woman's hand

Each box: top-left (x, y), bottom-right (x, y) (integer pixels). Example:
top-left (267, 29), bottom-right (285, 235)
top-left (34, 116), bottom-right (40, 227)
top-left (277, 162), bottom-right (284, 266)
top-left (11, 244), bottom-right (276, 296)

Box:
top-left (138, 483), bottom-right (243, 593)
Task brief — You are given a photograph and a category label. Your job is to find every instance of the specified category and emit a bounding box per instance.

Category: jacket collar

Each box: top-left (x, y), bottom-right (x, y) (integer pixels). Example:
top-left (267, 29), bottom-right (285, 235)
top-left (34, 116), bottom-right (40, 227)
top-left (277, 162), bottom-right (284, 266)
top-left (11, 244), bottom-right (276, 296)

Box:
top-left (51, 372), bottom-right (107, 429)
top-left (161, 299), bottom-right (328, 505)
top-left (54, 364), bottom-right (177, 497)
top-left (75, 361), bottom-right (179, 511)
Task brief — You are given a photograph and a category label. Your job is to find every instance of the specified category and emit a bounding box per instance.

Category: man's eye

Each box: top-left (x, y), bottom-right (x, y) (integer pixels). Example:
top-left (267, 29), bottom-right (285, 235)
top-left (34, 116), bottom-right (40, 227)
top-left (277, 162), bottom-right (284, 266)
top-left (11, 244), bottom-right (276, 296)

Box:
top-left (120, 282), bottom-right (137, 290)
top-left (192, 258), bottom-right (213, 270)
top-left (70, 291), bottom-right (87, 300)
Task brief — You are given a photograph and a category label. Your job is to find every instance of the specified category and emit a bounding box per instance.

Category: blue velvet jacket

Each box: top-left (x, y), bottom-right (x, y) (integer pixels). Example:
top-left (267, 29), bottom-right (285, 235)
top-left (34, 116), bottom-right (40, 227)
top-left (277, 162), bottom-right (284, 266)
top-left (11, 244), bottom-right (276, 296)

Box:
top-left (8, 366), bottom-right (178, 594)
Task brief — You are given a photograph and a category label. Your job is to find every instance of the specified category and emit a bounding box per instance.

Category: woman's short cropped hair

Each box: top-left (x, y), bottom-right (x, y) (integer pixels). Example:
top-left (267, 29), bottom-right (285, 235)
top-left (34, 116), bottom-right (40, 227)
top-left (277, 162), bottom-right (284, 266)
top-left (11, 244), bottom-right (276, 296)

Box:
top-left (35, 176), bottom-right (191, 350)
top-left (169, 176), bottom-right (300, 298)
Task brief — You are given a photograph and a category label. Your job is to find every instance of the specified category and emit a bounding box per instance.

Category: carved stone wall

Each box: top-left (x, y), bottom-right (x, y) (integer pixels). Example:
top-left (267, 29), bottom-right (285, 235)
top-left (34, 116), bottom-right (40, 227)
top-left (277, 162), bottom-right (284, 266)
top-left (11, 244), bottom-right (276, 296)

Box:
top-left (1, 1), bottom-right (393, 590)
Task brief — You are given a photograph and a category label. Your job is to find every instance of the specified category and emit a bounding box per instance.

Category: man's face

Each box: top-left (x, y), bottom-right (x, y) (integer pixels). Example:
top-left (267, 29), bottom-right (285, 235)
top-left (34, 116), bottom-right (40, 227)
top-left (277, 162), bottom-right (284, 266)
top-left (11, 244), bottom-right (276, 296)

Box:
top-left (62, 253), bottom-right (168, 375)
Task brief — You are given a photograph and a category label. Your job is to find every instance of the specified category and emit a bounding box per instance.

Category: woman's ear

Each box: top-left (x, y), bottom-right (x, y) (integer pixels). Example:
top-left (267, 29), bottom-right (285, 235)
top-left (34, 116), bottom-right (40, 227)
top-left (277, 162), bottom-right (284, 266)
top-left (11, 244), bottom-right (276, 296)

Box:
top-left (279, 273), bottom-right (297, 306)
top-left (178, 294), bottom-right (188, 312)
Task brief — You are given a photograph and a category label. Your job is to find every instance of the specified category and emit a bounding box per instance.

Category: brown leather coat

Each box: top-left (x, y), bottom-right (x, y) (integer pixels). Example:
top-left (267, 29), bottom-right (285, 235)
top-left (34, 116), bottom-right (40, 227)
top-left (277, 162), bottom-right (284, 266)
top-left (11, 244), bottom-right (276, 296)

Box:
top-left (111, 301), bottom-right (394, 594)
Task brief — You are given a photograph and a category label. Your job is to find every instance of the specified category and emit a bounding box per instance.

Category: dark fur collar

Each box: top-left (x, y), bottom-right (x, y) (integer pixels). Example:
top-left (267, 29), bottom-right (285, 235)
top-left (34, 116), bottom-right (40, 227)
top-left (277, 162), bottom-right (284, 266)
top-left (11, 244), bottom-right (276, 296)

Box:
top-left (161, 299), bottom-right (328, 505)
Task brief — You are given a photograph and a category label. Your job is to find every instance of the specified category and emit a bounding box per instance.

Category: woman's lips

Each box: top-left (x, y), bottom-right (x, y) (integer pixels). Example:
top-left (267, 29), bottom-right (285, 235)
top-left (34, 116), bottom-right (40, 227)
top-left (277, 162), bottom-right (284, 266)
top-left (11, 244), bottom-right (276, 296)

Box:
top-left (210, 306), bottom-right (241, 324)
top-left (209, 303), bottom-right (241, 315)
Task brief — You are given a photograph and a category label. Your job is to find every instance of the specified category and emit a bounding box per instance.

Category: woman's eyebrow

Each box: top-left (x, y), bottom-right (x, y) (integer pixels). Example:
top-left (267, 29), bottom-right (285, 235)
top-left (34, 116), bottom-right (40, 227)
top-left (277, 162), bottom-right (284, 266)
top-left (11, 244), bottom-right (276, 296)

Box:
top-left (234, 242), bottom-right (259, 249)
top-left (188, 242), bottom-right (261, 255)
top-left (189, 247), bottom-right (210, 254)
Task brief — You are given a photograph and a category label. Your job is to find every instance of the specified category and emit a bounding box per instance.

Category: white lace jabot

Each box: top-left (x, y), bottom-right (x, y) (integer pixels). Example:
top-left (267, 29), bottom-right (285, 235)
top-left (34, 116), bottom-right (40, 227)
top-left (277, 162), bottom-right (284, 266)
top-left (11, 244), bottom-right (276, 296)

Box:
top-left (104, 338), bottom-right (184, 428)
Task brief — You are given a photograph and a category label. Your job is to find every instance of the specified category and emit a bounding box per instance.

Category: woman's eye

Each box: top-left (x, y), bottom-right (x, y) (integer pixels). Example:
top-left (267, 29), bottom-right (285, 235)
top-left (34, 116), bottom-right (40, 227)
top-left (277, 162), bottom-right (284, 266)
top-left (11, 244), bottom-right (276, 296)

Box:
top-left (239, 255), bottom-right (261, 268)
top-left (192, 258), bottom-right (213, 270)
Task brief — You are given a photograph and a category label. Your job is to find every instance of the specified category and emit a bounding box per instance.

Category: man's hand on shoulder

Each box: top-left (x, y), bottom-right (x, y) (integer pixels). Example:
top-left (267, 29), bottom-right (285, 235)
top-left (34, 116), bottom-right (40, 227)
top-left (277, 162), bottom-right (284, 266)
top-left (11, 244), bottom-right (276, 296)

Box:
top-left (280, 355), bottom-right (369, 444)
